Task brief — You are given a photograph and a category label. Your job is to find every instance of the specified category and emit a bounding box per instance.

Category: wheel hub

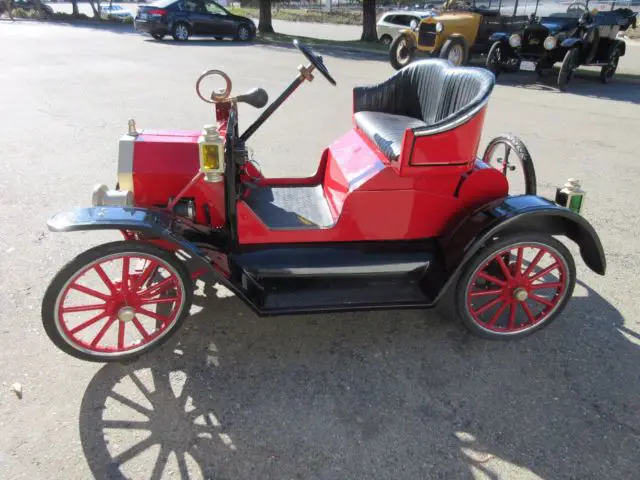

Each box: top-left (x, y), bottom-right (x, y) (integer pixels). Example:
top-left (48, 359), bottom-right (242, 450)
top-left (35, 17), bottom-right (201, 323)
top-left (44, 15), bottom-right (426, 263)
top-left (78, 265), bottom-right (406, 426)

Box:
top-left (117, 306), bottom-right (136, 323)
top-left (513, 287), bottom-right (529, 302)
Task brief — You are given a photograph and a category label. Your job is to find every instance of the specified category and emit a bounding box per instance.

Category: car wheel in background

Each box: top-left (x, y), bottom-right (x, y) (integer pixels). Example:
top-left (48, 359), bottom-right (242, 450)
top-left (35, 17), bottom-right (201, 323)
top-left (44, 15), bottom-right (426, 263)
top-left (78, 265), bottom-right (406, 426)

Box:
top-left (380, 34), bottom-right (393, 46)
top-left (172, 22), bottom-right (190, 41)
top-left (151, 32), bottom-right (165, 40)
top-left (236, 25), bottom-right (252, 42)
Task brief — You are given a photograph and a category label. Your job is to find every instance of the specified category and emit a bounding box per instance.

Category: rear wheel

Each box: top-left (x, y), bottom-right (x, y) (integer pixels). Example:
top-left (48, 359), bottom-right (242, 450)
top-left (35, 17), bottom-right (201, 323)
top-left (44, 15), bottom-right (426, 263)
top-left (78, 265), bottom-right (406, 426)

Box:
top-left (482, 135), bottom-right (537, 196)
top-left (172, 22), bottom-right (190, 41)
top-left (389, 34), bottom-right (415, 70)
top-left (41, 241), bottom-right (193, 362)
top-left (456, 234), bottom-right (576, 340)
top-left (600, 45), bottom-right (621, 84)
top-left (558, 47), bottom-right (579, 91)
top-left (440, 37), bottom-right (468, 66)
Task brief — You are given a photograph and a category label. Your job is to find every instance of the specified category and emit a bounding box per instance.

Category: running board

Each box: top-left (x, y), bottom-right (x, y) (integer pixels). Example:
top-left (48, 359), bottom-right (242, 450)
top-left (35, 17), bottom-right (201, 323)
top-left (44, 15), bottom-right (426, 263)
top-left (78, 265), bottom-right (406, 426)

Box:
top-left (228, 244), bottom-right (441, 315)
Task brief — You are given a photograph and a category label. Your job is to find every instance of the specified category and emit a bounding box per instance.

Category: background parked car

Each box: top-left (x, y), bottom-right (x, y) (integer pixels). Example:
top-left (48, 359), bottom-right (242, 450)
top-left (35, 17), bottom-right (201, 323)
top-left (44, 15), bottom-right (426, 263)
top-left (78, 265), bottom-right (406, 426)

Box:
top-left (377, 9), bottom-right (437, 46)
top-left (100, 4), bottom-right (133, 21)
top-left (134, 0), bottom-right (256, 42)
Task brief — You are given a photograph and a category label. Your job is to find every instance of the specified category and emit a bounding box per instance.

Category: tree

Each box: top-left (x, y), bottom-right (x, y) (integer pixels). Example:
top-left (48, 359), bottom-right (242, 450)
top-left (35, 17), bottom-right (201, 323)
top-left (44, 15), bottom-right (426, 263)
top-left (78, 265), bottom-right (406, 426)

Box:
top-left (71, 0), bottom-right (79, 17)
top-left (361, 0), bottom-right (377, 42)
top-left (258, 0), bottom-right (274, 33)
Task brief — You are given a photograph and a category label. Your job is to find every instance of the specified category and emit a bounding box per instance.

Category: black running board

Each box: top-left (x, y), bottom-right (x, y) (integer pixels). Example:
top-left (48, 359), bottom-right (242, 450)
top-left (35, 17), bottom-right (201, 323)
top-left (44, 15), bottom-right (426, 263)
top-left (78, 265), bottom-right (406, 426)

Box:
top-left (227, 244), bottom-right (442, 315)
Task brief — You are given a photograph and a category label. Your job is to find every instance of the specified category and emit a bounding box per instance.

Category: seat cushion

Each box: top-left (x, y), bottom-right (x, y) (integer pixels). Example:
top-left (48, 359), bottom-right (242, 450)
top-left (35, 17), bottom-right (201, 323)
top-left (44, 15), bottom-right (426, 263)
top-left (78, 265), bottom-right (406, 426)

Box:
top-left (354, 111), bottom-right (427, 161)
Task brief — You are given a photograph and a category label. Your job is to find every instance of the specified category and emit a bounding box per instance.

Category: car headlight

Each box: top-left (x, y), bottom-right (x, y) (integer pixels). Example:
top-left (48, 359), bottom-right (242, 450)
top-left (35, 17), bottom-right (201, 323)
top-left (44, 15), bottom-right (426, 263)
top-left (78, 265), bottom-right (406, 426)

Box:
top-left (543, 36), bottom-right (557, 50)
top-left (435, 22), bottom-right (444, 33)
top-left (509, 34), bottom-right (521, 48)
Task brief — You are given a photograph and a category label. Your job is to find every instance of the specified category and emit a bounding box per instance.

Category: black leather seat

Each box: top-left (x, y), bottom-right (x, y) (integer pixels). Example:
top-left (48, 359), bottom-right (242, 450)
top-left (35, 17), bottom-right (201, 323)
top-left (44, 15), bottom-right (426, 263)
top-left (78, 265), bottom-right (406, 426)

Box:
top-left (353, 59), bottom-right (495, 161)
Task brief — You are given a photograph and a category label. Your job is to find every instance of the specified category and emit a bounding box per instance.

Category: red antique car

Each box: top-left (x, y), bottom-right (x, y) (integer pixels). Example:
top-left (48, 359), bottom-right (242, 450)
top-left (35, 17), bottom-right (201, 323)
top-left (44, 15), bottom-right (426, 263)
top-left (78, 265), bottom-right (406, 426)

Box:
top-left (41, 41), bottom-right (606, 362)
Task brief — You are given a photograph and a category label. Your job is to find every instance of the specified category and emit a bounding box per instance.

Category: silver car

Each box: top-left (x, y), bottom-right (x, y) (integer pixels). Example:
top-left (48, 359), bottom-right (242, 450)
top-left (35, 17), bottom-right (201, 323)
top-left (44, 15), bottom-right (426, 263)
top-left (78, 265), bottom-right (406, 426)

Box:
top-left (377, 10), bottom-right (437, 46)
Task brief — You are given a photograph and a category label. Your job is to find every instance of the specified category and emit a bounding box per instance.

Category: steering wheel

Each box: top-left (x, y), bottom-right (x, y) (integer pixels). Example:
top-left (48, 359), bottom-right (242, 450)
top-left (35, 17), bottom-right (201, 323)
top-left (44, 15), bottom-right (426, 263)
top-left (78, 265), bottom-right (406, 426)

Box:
top-left (567, 2), bottom-right (587, 15)
top-left (293, 39), bottom-right (337, 86)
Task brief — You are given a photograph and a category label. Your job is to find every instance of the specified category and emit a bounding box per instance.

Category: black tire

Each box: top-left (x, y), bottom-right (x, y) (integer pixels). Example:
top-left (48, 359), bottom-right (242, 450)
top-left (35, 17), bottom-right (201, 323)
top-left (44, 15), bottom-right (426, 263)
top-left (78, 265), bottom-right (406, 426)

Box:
top-left (481, 134), bottom-right (537, 196)
top-left (439, 36), bottom-right (468, 66)
top-left (151, 32), bottom-right (165, 40)
top-left (486, 41), bottom-right (504, 77)
top-left (172, 22), bottom-right (190, 41)
top-left (389, 34), bottom-right (415, 70)
top-left (41, 241), bottom-right (193, 363)
top-left (455, 233), bottom-right (576, 340)
top-left (215, 36), bottom-right (224, 41)
top-left (380, 34), bottom-right (393, 46)
top-left (558, 47), bottom-right (579, 91)
top-left (236, 25), bottom-right (252, 42)
top-left (600, 45), bottom-right (621, 84)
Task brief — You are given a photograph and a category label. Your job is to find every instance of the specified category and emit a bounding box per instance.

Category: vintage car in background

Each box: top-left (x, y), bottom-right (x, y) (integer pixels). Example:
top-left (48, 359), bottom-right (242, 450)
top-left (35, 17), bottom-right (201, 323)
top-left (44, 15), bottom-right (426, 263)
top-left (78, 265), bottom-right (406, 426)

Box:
top-left (377, 9), bottom-right (438, 46)
top-left (486, 0), bottom-right (638, 88)
top-left (388, 0), bottom-right (538, 69)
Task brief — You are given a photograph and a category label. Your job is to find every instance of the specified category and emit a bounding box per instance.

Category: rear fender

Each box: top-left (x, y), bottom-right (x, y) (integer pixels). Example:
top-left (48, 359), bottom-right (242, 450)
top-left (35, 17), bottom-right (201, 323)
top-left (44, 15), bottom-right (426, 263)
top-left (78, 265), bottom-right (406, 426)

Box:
top-left (47, 206), bottom-right (225, 276)
top-left (433, 195), bottom-right (606, 300)
top-left (614, 39), bottom-right (626, 56)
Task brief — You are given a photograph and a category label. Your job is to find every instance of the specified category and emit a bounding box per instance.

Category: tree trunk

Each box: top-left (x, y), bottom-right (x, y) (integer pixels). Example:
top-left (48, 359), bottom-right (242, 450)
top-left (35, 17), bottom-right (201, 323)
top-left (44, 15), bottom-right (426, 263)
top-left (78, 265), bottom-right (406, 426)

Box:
top-left (361, 0), bottom-right (377, 42)
top-left (71, 0), bottom-right (79, 17)
top-left (258, 0), bottom-right (273, 33)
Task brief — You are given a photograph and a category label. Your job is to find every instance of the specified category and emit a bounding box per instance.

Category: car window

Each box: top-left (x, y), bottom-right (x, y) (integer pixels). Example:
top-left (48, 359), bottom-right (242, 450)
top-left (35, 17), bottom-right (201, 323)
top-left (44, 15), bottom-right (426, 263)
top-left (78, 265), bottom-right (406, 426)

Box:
top-left (204, 0), bottom-right (227, 15)
top-left (383, 14), bottom-right (397, 24)
top-left (182, 0), bottom-right (205, 12)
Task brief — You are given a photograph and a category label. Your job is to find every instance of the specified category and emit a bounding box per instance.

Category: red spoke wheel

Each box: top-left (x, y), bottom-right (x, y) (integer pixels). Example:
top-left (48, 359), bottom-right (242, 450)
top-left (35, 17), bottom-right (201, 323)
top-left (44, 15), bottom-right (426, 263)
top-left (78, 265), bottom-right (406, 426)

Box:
top-left (455, 234), bottom-right (576, 339)
top-left (42, 241), bottom-right (193, 362)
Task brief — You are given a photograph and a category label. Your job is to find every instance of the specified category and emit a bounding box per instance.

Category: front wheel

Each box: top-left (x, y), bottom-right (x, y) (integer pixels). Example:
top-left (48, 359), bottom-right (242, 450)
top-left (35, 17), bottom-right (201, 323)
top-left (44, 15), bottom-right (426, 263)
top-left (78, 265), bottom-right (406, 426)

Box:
top-left (389, 34), bottom-right (415, 70)
top-left (439, 37), bottom-right (468, 66)
top-left (455, 234), bottom-right (576, 340)
top-left (236, 25), bottom-right (252, 42)
top-left (41, 241), bottom-right (193, 362)
top-left (558, 48), bottom-right (579, 91)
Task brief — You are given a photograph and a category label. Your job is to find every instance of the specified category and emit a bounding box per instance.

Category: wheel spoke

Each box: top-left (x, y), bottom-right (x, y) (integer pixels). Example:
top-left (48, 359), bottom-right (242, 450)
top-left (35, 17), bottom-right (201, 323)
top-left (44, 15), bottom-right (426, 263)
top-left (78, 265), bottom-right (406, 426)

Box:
top-left (118, 320), bottom-right (125, 350)
top-left (529, 262), bottom-right (559, 283)
top-left (94, 264), bottom-right (117, 294)
top-left (508, 302), bottom-right (518, 329)
top-left (62, 304), bottom-right (106, 313)
top-left (69, 283), bottom-right (111, 301)
top-left (514, 247), bottom-right (524, 278)
top-left (69, 311), bottom-right (109, 334)
top-left (140, 296), bottom-right (178, 306)
top-left (502, 146), bottom-right (511, 175)
top-left (530, 282), bottom-right (562, 290)
top-left (133, 260), bottom-right (159, 292)
top-left (477, 271), bottom-right (507, 287)
top-left (521, 301), bottom-right (537, 325)
top-left (137, 307), bottom-right (172, 324)
top-left (122, 257), bottom-right (130, 292)
top-left (496, 254), bottom-right (513, 280)
top-left (139, 277), bottom-right (176, 298)
top-left (529, 294), bottom-right (554, 308)
top-left (487, 300), bottom-right (509, 326)
top-left (523, 249), bottom-right (546, 277)
top-left (474, 295), bottom-right (503, 316)
top-left (469, 289), bottom-right (503, 298)
top-left (131, 316), bottom-right (150, 339)
top-left (90, 315), bottom-right (116, 347)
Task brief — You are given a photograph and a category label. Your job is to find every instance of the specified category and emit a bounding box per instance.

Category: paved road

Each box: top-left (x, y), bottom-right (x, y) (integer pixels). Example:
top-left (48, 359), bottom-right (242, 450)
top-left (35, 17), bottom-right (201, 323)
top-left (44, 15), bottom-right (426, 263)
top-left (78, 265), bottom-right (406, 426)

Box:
top-left (1, 20), bottom-right (639, 480)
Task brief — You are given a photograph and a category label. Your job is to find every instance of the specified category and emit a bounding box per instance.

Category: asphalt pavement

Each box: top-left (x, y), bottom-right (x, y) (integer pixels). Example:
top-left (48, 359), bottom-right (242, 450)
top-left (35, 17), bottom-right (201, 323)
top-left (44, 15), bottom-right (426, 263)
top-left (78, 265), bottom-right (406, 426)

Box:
top-left (0, 19), bottom-right (639, 480)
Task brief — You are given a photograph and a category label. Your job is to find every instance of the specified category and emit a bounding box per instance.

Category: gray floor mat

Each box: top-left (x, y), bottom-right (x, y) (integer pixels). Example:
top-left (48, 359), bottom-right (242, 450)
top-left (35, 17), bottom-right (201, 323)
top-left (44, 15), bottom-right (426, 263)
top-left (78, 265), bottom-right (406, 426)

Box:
top-left (244, 185), bottom-right (335, 230)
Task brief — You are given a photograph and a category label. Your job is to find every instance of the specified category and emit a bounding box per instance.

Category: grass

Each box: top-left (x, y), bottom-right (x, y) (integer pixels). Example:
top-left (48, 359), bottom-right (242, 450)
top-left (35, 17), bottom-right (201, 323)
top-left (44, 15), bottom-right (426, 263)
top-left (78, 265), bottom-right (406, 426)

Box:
top-left (256, 31), bottom-right (388, 54)
top-left (229, 7), bottom-right (363, 26)
top-left (9, 8), bottom-right (134, 24)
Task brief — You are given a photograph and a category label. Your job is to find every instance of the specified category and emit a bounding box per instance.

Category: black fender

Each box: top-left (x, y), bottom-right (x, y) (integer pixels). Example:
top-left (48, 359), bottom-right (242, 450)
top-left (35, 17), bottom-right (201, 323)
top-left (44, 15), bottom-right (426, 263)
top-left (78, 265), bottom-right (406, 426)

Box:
top-left (612, 38), bottom-right (626, 57)
top-left (560, 37), bottom-right (582, 49)
top-left (489, 32), bottom-right (509, 43)
top-left (432, 195), bottom-right (606, 301)
top-left (46, 206), bottom-right (225, 274)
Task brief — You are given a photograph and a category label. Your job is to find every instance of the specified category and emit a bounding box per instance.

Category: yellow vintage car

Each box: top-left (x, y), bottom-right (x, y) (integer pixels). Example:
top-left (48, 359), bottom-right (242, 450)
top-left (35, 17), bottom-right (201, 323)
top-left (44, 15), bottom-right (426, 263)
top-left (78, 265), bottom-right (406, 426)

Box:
top-left (389, 0), bottom-right (533, 69)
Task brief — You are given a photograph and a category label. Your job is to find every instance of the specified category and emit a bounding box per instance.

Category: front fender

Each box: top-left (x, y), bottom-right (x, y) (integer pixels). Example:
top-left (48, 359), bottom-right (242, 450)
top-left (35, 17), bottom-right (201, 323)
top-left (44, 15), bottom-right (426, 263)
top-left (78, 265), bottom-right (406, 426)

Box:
top-left (560, 37), bottom-right (582, 49)
top-left (47, 206), bottom-right (217, 262)
top-left (440, 195), bottom-right (606, 280)
top-left (489, 32), bottom-right (509, 42)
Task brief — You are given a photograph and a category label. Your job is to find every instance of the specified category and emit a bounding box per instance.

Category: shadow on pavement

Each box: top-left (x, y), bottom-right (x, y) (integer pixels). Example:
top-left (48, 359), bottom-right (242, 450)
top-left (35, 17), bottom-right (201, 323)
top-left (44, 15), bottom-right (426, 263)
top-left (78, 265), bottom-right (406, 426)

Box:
top-left (79, 274), bottom-right (639, 479)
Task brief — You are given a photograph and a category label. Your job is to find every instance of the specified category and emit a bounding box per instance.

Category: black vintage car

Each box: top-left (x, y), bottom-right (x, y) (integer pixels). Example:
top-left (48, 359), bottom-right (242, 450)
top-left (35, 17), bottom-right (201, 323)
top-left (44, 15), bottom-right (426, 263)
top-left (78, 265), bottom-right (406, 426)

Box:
top-left (485, 0), bottom-right (638, 89)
